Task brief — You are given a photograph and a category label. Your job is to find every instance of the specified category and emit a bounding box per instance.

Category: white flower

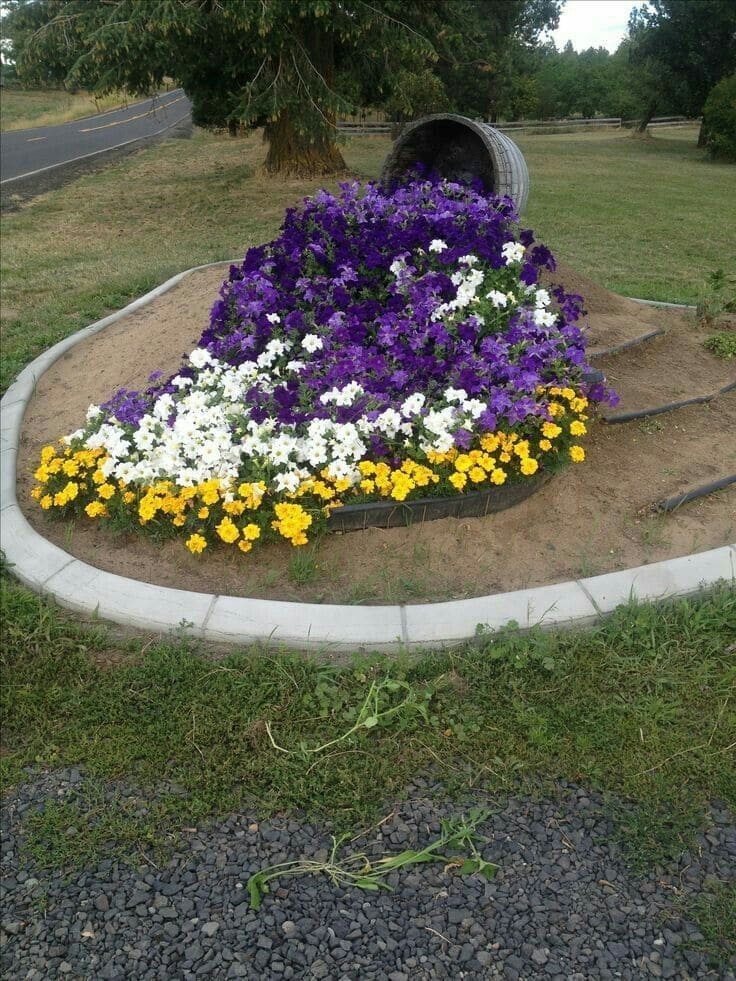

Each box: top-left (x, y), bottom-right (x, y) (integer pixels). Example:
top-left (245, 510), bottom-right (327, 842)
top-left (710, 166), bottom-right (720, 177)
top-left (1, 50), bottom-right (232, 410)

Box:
top-left (501, 241), bottom-right (525, 265)
top-left (188, 347), bottom-right (213, 369)
top-left (458, 254), bottom-right (478, 266)
top-left (428, 239), bottom-right (448, 253)
top-left (486, 290), bottom-right (508, 309)
top-left (266, 313), bottom-right (281, 324)
top-left (302, 334), bottom-right (323, 353)
top-left (86, 404), bottom-right (102, 421)
top-left (389, 257), bottom-right (405, 277)
top-left (533, 308), bottom-right (557, 328)
top-left (401, 392), bottom-right (426, 418)
top-left (535, 289), bottom-right (551, 308)
top-left (444, 388), bottom-right (467, 404)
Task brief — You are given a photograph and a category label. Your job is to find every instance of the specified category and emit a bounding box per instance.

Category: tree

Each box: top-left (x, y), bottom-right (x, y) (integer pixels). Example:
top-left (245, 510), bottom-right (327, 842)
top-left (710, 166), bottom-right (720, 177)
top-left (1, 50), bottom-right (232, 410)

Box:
top-left (6, 0), bottom-right (468, 176)
top-left (627, 1), bottom-right (736, 139)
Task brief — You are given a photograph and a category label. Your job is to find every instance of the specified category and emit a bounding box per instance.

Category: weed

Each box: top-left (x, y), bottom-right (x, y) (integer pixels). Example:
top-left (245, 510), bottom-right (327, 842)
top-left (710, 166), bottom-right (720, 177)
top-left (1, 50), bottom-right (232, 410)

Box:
top-left (678, 879), bottom-right (736, 969)
top-left (288, 547), bottom-right (320, 585)
top-left (247, 806), bottom-right (497, 910)
top-left (703, 331), bottom-right (736, 360)
top-left (696, 269), bottom-right (736, 328)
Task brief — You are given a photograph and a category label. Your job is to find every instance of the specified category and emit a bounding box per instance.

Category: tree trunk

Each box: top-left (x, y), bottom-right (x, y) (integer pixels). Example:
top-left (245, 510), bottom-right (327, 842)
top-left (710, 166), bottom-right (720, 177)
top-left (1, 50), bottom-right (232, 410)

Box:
top-left (263, 111), bottom-right (346, 177)
top-left (697, 120), bottom-right (708, 148)
top-left (635, 99), bottom-right (658, 135)
top-left (262, 21), bottom-right (346, 178)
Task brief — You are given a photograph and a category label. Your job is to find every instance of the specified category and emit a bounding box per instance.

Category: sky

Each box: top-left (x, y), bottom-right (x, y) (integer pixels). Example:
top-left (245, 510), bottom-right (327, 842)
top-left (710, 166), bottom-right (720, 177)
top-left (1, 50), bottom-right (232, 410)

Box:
top-left (550, 0), bottom-right (639, 52)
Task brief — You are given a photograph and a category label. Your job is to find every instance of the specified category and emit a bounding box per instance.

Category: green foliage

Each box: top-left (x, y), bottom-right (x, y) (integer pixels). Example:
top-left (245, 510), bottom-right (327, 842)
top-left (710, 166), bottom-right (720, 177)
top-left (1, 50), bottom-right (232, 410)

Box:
top-left (248, 807), bottom-right (496, 910)
top-left (696, 268), bottom-right (736, 327)
top-left (382, 68), bottom-right (452, 122)
top-left (678, 880), bottom-right (736, 969)
top-left (703, 332), bottom-right (736, 359)
top-left (702, 74), bottom-right (736, 162)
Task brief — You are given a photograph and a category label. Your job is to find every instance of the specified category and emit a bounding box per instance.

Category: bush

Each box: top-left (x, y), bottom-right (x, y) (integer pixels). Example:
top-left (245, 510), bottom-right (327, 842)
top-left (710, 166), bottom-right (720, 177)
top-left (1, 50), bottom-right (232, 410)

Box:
top-left (702, 74), bottom-right (736, 162)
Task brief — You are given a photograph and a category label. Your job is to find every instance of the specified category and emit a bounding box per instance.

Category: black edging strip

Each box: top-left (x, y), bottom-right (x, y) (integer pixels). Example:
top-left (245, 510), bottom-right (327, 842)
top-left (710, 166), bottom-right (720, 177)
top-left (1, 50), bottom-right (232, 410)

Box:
top-left (589, 327), bottom-right (666, 360)
top-left (603, 378), bottom-right (736, 424)
top-left (655, 474), bottom-right (736, 512)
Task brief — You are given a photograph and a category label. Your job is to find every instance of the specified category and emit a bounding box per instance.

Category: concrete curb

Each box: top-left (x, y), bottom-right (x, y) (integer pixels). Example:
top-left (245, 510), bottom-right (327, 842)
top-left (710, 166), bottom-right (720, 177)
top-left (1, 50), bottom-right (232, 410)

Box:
top-left (1, 265), bottom-right (733, 652)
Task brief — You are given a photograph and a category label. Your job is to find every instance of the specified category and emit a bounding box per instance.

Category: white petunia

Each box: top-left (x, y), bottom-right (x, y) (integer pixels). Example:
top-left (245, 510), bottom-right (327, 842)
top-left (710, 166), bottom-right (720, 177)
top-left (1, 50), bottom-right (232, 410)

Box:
top-left (428, 239), bottom-right (448, 253)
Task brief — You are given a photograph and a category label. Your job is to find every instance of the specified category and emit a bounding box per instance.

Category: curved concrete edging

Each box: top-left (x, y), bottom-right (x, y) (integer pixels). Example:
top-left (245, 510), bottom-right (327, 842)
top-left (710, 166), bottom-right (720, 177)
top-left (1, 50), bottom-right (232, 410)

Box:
top-left (1, 264), bottom-right (733, 652)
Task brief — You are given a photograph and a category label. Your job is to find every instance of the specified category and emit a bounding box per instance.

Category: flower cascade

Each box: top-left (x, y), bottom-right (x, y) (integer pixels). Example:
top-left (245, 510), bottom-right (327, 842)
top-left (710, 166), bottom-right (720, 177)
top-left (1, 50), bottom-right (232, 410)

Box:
top-left (32, 176), bottom-right (617, 555)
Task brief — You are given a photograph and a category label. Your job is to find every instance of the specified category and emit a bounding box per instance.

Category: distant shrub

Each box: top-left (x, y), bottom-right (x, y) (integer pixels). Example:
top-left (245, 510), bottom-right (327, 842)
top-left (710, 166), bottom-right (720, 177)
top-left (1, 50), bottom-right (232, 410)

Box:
top-left (702, 74), bottom-right (736, 162)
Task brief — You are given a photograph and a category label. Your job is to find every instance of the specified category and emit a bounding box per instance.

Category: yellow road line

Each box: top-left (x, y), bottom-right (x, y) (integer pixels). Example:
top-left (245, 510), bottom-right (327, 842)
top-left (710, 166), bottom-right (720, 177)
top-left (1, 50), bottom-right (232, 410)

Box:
top-left (78, 95), bottom-right (186, 133)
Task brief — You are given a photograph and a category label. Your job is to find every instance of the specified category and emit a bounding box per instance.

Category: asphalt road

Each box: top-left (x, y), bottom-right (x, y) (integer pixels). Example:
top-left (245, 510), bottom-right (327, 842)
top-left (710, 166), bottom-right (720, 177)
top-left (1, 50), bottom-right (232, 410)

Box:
top-left (0, 89), bottom-right (192, 183)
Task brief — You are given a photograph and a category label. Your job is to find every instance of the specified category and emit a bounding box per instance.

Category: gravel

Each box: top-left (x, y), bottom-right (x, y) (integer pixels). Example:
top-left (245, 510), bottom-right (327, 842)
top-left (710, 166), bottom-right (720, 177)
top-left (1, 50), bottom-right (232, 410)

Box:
top-left (1, 769), bottom-right (734, 980)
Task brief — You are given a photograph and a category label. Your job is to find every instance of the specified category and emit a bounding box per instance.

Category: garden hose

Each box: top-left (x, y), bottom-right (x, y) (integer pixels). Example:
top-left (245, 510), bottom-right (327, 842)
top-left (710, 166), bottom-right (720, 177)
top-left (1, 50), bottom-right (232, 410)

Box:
top-left (589, 327), bottom-right (665, 359)
top-left (654, 474), bottom-right (736, 513)
top-left (604, 379), bottom-right (736, 424)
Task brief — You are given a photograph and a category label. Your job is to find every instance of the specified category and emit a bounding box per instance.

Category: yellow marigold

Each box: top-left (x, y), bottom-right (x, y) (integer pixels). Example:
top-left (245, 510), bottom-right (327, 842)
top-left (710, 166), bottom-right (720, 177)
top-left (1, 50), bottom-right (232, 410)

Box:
top-left (454, 454), bottom-right (473, 473)
top-left (173, 514), bottom-right (186, 527)
top-left (62, 481), bottom-right (79, 502)
top-left (198, 507), bottom-right (210, 520)
top-left (548, 402), bottom-right (565, 418)
top-left (97, 483), bottom-right (115, 500)
top-left (360, 479), bottom-right (376, 494)
top-left (569, 445), bottom-right (586, 463)
top-left (539, 439), bottom-right (552, 452)
top-left (570, 420), bottom-right (587, 436)
top-left (216, 516), bottom-right (240, 544)
top-left (480, 433), bottom-right (500, 453)
top-left (491, 468), bottom-right (507, 485)
top-left (62, 459), bottom-right (79, 477)
top-left (561, 387), bottom-right (576, 401)
top-left (185, 533), bottom-right (208, 554)
top-left (312, 480), bottom-right (335, 500)
top-left (85, 501), bottom-right (108, 518)
top-left (40, 494), bottom-right (53, 510)
top-left (123, 491), bottom-right (135, 504)
top-left (31, 486), bottom-right (43, 500)
top-left (449, 472), bottom-right (467, 491)
top-left (499, 451), bottom-right (511, 463)
top-left (223, 500), bottom-right (246, 516)
top-left (242, 523), bottom-right (261, 542)
top-left (570, 397), bottom-right (588, 413)
top-left (92, 469), bottom-right (106, 485)
top-left (33, 465), bottom-right (49, 483)
top-left (519, 457), bottom-right (539, 476)
top-left (542, 422), bottom-right (562, 439)
top-left (40, 445), bottom-right (56, 464)
top-left (358, 461), bottom-right (376, 475)
top-left (334, 477), bottom-right (352, 493)
top-left (513, 440), bottom-right (530, 459)
top-left (238, 540), bottom-right (253, 554)
top-left (180, 486), bottom-right (197, 501)
top-left (469, 466), bottom-right (486, 484)
top-left (47, 459), bottom-right (63, 475)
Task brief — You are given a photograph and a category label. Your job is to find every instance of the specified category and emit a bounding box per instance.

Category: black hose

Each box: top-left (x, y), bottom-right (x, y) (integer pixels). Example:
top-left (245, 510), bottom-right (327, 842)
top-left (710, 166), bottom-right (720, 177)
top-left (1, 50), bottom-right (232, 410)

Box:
top-left (654, 474), bottom-right (736, 512)
top-left (590, 327), bottom-right (665, 360)
top-left (604, 379), bottom-right (736, 424)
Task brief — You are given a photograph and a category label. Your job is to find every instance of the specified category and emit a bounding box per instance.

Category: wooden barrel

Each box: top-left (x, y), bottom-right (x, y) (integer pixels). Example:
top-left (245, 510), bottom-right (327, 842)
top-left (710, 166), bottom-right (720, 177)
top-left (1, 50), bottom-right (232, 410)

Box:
top-left (380, 113), bottom-right (530, 213)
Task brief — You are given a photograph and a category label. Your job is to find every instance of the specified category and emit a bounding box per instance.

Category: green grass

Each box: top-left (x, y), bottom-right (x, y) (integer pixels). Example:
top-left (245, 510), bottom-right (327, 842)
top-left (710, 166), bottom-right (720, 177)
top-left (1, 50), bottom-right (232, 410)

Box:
top-left (0, 87), bottom-right (132, 131)
top-left (704, 331), bottom-right (736, 359)
top-left (678, 880), bottom-right (736, 970)
top-left (2, 574), bottom-right (734, 876)
top-left (2, 125), bottom-right (734, 394)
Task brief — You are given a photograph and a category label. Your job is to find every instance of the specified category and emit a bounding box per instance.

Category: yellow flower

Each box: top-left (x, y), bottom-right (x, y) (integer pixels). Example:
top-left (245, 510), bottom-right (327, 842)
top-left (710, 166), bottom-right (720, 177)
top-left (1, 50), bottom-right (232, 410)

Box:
top-left (542, 422), bottom-right (562, 439)
top-left (62, 481), bottom-right (79, 501)
top-left (513, 440), bottom-right (530, 459)
top-left (469, 466), bottom-right (486, 484)
top-left (216, 516), bottom-right (240, 544)
top-left (31, 486), bottom-right (43, 500)
top-left (92, 469), bottom-right (106, 485)
top-left (40, 445), bottom-right (56, 464)
top-left (480, 433), bottom-right (499, 453)
top-left (358, 460), bottom-right (376, 475)
top-left (97, 483), bottom-right (115, 500)
top-left (519, 457), bottom-right (539, 476)
top-left (85, 501), bottom-right (108, 518)
top-left (40, 494), bottom-right (53, 510)
top-left (198, 507), bottom-right (210, 520)
top-left (185, 533), bottom-right (207, 554)
top-left (360, 479), bottom-right (375, 494)
top-left (454, 454), bottom-right (472, 473)
top-left (569, 445), bottom-right (586, 463)
top-left (223, 500), bottom-right (246, 516)
top-left (62, 459), bottom-right (79, 477)
top-left (449, 472), bottom-right (467, 491)
top-left (123, 491), bottom-right (135, 504)
top-left (499, 451), bottom-right (511, 463)
top-left (242, 523), bottom-right (261, 542)
top-left (173, 514), bottom-right (186, 527)
top-left (271, 502), bottom-right (312, 545)
top-left (570, 420), bottom-right (587, 436)
top-left (539, 439), bottom-right (552, 452)
top-left (548, 402), bottom-right (565, 418)
top-left (238, 540), bottom-right (253, 554)
top-left (491, 468), bottom-right (507, 485)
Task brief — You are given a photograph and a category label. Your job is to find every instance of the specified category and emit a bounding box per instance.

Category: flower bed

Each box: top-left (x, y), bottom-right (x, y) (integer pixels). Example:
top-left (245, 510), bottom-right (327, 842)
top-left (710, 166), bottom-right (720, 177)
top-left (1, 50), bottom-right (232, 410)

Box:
top-left (31, 175), bottom-right (616, 557)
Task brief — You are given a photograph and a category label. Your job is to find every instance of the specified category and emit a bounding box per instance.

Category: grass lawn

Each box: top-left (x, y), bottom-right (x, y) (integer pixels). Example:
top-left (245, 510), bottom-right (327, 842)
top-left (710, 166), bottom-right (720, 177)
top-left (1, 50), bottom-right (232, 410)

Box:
top-left (0, 87), bottom-right (133, 132)
top-left (1, 124), bottom-right (735, 957)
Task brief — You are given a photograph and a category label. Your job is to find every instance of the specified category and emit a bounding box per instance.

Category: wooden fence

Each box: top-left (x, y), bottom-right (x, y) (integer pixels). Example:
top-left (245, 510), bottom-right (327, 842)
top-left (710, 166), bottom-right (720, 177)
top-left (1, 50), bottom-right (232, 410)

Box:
top-left (336, 115), bottom-right (699, 136)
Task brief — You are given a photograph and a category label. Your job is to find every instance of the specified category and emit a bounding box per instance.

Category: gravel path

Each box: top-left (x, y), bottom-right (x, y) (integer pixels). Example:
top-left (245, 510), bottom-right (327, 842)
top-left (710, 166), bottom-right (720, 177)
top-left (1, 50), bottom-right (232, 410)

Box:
top-left (1, 770), bottom-right (733, 980)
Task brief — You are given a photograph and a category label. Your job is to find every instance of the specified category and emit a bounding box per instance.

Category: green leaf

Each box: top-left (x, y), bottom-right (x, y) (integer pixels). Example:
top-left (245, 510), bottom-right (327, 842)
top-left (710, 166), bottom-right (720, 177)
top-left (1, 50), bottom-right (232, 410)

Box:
top-left (247, 873), bottom-right (267, 910)
top-left (354, 876), bottom-right (380, 891)
top-left (362, 716), bottom-right (378, 728)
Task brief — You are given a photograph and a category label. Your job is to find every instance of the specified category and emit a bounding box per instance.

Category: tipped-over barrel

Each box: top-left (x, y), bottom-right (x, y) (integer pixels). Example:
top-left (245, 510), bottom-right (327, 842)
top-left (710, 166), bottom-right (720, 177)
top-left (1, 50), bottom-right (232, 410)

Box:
top-left (380, 113), bottom-right (530, 213)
